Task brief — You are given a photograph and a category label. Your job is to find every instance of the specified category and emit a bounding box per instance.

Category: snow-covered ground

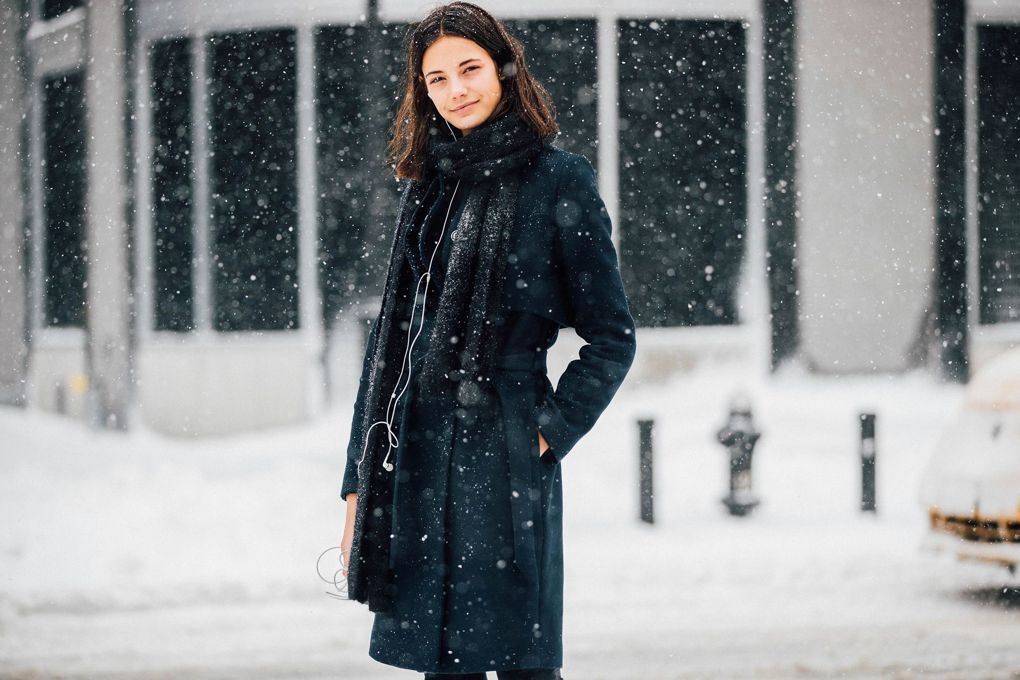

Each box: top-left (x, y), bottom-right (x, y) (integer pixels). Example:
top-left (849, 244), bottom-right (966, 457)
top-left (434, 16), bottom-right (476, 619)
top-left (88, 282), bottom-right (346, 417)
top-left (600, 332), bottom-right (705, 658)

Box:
top-left (2, 360), bottom-right (1019, 679)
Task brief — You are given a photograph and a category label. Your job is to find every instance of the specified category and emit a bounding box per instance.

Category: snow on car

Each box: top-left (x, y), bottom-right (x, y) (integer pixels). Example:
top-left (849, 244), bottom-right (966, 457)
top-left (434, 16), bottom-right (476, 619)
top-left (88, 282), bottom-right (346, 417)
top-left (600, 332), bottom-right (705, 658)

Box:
top-left (919, 347), bottom-right (1020, 573)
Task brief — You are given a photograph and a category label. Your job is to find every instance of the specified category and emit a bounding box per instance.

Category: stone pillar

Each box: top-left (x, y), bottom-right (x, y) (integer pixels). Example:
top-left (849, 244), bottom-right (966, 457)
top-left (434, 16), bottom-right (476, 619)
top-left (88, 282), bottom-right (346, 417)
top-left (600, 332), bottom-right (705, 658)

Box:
top-left (84, 0), bottom-right (132, 428)
top-left (0, 0), bottom-right (29, 406)
top-left (796, 0), bottom-right (936, 373)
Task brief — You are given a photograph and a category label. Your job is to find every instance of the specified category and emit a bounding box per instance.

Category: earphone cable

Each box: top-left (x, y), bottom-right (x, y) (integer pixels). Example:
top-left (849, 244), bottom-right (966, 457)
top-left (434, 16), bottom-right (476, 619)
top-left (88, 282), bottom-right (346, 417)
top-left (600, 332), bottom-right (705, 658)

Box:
top-left (357, 175), bottom-right (462, 473)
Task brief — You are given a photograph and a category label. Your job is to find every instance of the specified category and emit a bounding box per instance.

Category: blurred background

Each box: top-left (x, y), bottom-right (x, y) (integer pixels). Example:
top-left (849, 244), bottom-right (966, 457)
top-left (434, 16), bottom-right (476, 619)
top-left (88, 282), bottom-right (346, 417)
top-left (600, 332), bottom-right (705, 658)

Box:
top-left (0, 0), bottom-right (1018, 678)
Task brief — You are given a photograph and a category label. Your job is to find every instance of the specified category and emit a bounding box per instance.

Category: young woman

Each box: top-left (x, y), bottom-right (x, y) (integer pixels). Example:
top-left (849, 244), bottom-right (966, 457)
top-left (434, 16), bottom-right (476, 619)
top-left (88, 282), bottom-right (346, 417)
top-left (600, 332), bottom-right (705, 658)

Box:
top-left (339, 3), bottom-right (636, 678)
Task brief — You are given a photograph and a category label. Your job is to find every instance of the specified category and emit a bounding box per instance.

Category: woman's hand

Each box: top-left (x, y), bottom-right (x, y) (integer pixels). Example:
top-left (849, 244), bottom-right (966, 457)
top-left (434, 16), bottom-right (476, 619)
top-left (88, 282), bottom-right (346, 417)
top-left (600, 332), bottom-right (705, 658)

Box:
top-left (538, 430), bottom-right (550, 457)
top-left (341, 493), bottom-right (357, 577)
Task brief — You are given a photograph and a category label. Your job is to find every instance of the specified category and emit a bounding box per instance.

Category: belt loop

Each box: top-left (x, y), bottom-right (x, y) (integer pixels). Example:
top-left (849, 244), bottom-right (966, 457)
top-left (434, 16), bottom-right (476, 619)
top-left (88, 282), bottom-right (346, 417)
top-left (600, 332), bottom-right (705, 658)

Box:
top-left (534, 348), bottom-right (547, 373)
top-left (493, 348), bottom-right (548, 373)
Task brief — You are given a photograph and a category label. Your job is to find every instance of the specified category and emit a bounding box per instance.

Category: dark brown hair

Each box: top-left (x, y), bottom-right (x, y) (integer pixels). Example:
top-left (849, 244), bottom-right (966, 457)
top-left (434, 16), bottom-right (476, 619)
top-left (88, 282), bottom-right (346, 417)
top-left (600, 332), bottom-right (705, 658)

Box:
top-left (387, 2), bottom-right (559, 181)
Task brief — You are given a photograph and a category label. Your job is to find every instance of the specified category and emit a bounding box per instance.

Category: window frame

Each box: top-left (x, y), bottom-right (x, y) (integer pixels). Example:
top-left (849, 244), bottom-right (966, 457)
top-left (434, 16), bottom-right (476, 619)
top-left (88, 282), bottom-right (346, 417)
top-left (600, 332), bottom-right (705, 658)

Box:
top-left (133, 0), bottom-right (768, 364)
top-left (134, 10), bottom-right (336, 344)
top-left (26, 4), bottom-right (88, 345)
top-left (965, 1), bottom-right (1020, 341)
top-left (378, 0), bottom-right (767, 348)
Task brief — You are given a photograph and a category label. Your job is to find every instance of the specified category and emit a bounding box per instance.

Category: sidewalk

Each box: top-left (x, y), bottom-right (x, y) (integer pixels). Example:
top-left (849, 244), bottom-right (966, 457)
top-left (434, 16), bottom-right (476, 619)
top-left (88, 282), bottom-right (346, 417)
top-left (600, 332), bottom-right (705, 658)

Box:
top-left (2, 364), bottom-right (1018, 678)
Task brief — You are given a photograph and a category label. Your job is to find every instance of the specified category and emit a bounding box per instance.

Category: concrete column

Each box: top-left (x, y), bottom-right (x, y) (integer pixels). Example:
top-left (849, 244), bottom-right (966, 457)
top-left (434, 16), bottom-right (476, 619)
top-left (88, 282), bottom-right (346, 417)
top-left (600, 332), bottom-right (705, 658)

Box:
top-left (296, 24), bottom-right (326, 417)
top-left (596, 9), bottom-right (619, 245)
top-left (84, 0), bottom-right (132, 428)
top-left (0, 0), bottom-right (29, 406)
top-left (796, 0), bottom-right (935, 373)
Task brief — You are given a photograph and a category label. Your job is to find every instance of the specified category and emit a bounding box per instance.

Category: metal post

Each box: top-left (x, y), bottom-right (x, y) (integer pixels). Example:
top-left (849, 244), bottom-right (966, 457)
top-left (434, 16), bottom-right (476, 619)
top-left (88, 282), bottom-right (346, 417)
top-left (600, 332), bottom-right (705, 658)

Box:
top-left (860, 412), bottom-right (876, 513)
top-left (638, 419), bottom-right (654, 524)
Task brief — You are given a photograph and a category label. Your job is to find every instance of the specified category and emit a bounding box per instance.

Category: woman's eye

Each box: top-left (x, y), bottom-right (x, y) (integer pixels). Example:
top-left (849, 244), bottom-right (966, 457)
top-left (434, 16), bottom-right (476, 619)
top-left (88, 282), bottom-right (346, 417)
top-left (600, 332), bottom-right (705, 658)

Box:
top-left (429, 76), bottom-right (444, 85)
top-left (464, 65), bottom-right (479, 73)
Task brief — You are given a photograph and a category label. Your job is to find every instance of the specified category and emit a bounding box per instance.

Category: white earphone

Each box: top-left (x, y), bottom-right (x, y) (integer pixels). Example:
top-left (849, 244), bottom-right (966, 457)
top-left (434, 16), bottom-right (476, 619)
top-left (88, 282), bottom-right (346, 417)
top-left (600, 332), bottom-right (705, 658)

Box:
top-left (358, 118), bottom-right (462, 474)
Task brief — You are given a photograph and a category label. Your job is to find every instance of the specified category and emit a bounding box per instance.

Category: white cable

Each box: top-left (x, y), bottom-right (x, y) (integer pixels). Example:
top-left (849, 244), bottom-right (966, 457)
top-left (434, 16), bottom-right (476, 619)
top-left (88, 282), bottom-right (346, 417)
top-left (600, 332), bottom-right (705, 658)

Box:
top-left (377, 179), bottom-right (460, 472)
top-left (357, 120), bottom-right (462, 475)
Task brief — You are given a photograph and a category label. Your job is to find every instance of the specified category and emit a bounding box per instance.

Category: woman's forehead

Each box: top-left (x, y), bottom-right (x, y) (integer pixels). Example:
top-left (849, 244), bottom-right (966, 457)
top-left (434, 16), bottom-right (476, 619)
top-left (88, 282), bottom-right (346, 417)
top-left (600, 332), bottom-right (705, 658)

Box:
top-left (422, 35), bottom-right (490, 72)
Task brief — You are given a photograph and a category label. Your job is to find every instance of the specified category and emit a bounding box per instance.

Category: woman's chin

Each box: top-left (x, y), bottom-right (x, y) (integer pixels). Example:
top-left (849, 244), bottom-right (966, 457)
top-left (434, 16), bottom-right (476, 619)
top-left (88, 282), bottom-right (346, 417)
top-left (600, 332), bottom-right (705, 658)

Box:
top-left (451, 112), bottom-right (494, 135)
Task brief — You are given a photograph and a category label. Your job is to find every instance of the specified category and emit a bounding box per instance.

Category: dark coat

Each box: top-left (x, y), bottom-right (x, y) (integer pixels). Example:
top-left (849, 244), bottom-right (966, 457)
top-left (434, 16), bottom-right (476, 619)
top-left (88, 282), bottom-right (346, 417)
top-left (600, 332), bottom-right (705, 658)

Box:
top-left (340, 145), bottom-right (636, 674)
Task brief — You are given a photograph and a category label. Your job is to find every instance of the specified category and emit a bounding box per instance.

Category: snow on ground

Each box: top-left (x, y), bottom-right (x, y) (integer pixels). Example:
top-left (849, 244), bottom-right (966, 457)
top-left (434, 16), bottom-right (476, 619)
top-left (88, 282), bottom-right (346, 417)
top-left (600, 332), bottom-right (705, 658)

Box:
top-left (1, 360), bottom-right (1019, 679)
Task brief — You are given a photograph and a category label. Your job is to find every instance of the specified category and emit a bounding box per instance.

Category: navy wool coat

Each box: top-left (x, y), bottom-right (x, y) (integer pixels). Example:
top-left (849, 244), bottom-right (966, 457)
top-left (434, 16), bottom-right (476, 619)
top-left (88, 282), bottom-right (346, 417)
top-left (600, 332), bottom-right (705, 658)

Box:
top-left (340, 145), bottom-right (636, 674)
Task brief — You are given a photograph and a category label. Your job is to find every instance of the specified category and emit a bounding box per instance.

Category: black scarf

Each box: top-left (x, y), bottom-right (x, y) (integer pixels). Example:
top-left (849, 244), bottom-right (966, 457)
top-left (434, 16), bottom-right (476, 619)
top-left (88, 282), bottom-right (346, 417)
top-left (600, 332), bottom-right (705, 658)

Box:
top-left (347, 111), bottom-right (550, 610)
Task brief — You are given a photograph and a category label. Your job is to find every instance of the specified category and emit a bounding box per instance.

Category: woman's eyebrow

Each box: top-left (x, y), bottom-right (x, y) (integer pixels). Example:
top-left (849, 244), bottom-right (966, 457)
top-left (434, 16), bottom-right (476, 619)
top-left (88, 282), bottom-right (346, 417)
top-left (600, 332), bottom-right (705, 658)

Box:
top-left (424, 58), bottom-right (481, 78)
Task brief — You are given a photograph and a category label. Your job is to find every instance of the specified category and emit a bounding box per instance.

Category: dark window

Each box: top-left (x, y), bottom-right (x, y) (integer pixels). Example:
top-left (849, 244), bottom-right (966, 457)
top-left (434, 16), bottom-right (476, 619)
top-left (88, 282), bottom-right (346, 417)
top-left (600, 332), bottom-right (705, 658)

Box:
top-left (977, 24), bottom-right (1020, 325)
top-left (618, 19), bottom-right (747, 327)
top-left (42, 0), bottom-right (83, 20)
top-left (316, 24), bottom-right (369, 328)
top-left (316, 21), bottom-right (597, 329)
top-left (42, 70), bottom-right (87, 328)
top-left (315, 23), bottom-right (405, 328)
top-left (151, 38), bottom-right (194, 332)
top-left (209, 29), bottom-right (298, 331)
top-left (505, 19), bottom-right (599, 163)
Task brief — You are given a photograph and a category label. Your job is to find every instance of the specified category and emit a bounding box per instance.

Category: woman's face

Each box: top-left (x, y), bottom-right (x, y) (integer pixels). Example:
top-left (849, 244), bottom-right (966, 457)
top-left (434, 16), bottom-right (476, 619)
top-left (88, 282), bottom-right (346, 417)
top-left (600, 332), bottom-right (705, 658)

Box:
top-left (422, 35), bottom-right (503, 136)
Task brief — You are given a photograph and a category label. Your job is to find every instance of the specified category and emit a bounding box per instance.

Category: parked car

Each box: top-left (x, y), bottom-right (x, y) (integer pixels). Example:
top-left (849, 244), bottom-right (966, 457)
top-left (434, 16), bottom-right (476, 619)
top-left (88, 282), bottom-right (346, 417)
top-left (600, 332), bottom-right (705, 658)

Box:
top-left (918, 347), bottom-right (1020, 574)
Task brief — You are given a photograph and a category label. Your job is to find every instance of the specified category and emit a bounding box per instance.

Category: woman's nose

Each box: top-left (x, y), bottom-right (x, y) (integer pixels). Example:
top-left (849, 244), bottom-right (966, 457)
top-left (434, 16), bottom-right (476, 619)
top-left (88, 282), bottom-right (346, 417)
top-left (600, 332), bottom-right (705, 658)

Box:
top-left (449, 76), bottom-right (467, 97)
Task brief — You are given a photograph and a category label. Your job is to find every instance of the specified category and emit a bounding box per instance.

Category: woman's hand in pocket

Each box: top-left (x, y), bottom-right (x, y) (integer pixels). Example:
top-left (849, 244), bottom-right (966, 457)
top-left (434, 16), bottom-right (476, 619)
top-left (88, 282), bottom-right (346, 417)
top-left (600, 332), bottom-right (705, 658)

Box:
top-left (537, 430), bottom-right (550, 458)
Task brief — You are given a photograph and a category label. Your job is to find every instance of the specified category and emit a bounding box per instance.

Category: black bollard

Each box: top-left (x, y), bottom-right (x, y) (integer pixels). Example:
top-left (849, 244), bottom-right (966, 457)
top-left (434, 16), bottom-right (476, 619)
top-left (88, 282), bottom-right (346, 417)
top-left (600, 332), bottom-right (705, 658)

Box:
top-left (638, 419), bottom-right (655, 524)
top-left (860, 413), bottom-right (876, 513)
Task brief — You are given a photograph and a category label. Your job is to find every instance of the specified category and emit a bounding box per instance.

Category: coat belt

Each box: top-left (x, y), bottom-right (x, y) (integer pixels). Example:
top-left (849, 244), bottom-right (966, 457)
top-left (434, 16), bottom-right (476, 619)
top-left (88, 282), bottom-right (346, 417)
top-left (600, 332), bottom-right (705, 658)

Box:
top-left (493, 349), bottom-right (548, 373)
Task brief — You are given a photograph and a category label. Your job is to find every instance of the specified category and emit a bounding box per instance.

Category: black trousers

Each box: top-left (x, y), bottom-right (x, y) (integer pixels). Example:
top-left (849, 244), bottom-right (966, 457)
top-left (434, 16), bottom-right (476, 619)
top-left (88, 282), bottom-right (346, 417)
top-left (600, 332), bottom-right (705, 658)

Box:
top-left (423, 670), bottom-right (562, 680)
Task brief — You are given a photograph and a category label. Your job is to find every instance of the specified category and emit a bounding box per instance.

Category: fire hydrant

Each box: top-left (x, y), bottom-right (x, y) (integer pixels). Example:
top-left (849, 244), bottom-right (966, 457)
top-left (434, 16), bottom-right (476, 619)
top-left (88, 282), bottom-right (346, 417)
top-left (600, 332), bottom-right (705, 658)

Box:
top-left (717, 398), bottom-right (761, 516)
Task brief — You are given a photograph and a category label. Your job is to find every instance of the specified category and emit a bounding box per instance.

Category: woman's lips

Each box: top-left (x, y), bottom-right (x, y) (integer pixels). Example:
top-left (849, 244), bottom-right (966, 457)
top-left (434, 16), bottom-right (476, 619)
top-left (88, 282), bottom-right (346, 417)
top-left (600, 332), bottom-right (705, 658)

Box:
top-left (453, 101), bottom-right (477, 113)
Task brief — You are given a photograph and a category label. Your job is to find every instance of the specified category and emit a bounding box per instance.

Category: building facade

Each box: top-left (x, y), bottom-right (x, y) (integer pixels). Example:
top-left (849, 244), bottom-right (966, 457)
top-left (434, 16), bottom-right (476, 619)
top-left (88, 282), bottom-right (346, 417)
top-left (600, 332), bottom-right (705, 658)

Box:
top-left (0, 0), bottom-right (1016, 435)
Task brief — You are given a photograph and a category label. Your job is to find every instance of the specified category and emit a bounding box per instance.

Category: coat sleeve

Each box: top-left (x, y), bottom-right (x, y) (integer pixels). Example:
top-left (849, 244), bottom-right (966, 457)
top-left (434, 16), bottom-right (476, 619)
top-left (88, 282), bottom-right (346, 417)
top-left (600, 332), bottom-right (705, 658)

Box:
top-left (534, 153), bottom-right (637, 462)
top-left (339, 317), bottom-right (379, 501)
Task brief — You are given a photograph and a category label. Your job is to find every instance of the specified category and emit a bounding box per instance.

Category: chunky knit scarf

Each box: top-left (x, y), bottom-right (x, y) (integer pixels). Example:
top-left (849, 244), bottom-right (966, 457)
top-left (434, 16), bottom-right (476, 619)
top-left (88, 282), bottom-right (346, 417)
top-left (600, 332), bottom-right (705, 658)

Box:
top-left (348, 111), bottom-right (551, 610)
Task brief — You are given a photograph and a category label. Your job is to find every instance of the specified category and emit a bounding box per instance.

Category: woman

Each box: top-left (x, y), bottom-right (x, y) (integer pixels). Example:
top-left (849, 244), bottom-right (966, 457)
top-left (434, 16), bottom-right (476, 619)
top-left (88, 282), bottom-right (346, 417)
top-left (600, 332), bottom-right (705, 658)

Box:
top-left (339, 3), bottom-right (636, 678)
